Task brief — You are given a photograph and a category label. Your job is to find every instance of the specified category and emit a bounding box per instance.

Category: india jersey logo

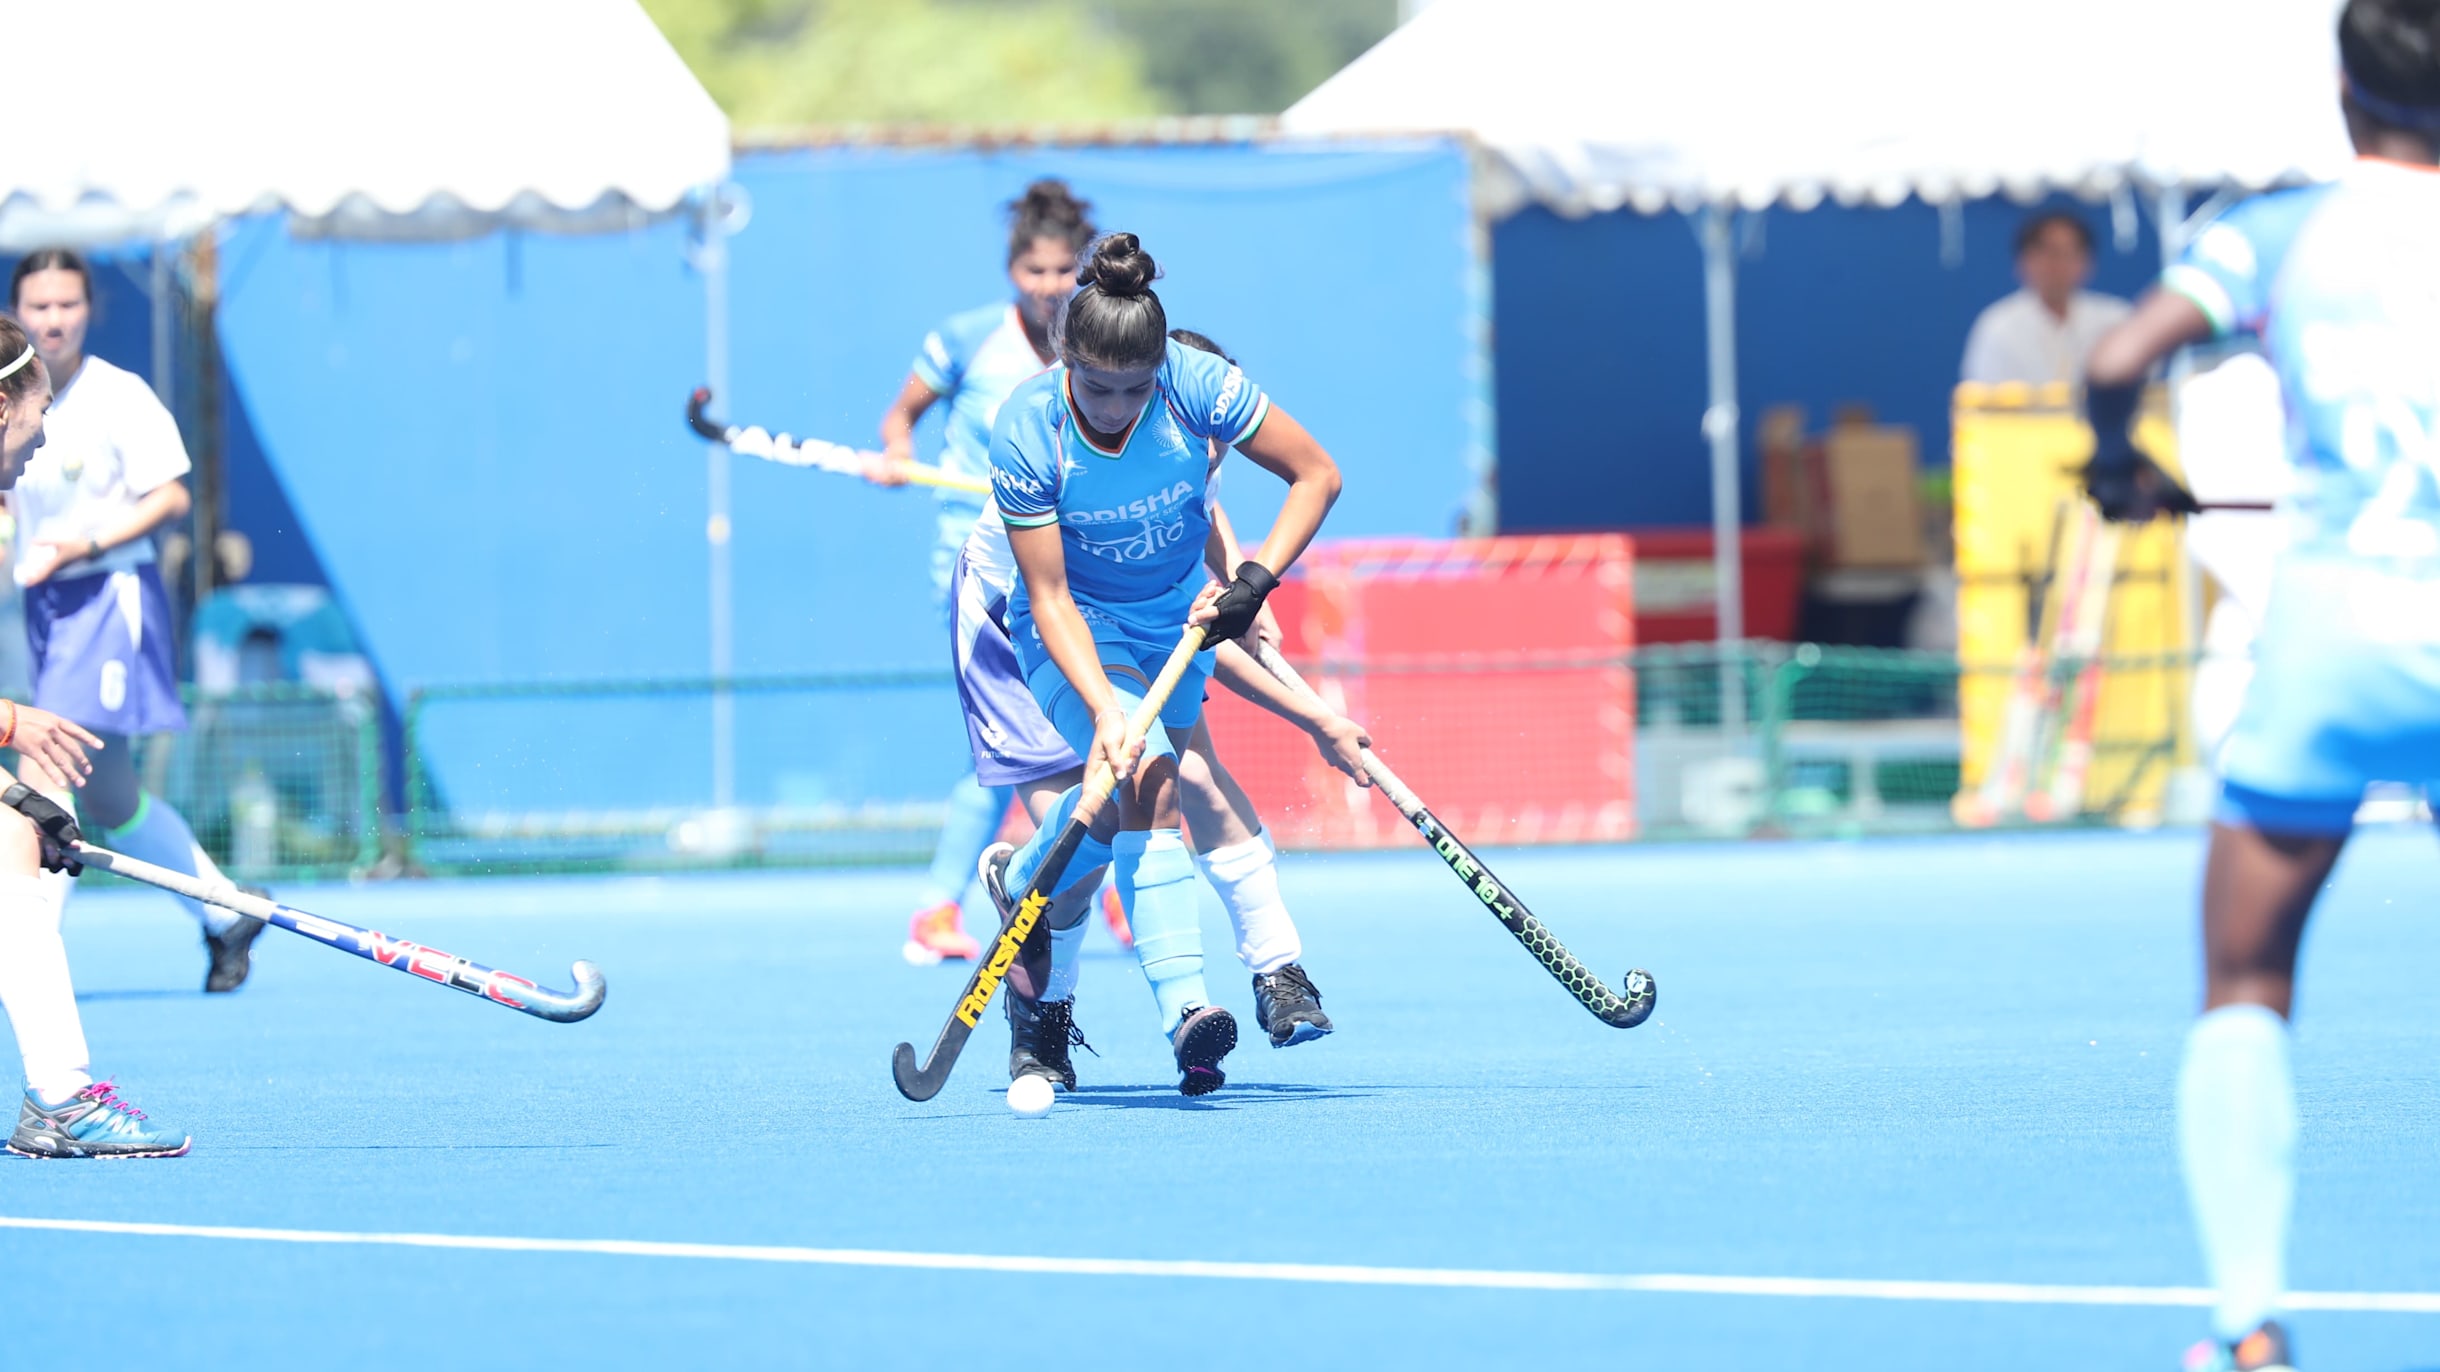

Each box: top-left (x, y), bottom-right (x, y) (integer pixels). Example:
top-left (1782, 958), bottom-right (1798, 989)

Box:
top-left (1210, 367), bottom-right (1245, 426)
top-left (1063, 479), bottom-right (1199, 565)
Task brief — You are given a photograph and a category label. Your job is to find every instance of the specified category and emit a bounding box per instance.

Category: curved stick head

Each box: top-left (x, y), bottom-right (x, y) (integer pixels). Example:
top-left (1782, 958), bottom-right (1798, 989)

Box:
top-left (508, 960), bottom-right (607, 1023)
top-left (685, 388), bottom-right (724, 440)
top-left (1602, 968), bottom-right (1657, 1030)
top-left (891, 1042), bottom-right (944, 1102)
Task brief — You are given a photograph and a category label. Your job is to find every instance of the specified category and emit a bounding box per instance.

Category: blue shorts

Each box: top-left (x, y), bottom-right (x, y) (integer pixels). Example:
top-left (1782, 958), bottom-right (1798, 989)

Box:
top-left (1009, 576), bottom-right (1210, 767)
top-left (950, 552), bottom-right (1080, 788)
top-left (25, 563), bottom-right (186, 736)
top-left (2217, 556), bottom-right (2440, 835)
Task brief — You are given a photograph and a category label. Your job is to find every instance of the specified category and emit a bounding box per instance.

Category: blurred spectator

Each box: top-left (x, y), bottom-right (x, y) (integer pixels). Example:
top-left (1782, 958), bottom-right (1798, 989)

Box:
top-left (1960, 212), bottom-right (2131, 387)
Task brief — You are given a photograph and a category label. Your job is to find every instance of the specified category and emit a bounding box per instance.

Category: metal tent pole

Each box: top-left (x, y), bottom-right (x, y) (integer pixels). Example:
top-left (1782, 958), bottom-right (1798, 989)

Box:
top-left (698, 201), bottom-right (735, 810)
top-left (1699, 206), bottom-right (1746, 732)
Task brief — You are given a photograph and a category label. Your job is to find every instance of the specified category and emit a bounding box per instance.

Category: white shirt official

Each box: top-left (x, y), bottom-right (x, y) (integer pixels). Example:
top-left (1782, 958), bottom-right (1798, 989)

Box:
top-left (1959, 288), bottom-right (2134, 387)
top-left (8, 356), bottom-right (191, 585)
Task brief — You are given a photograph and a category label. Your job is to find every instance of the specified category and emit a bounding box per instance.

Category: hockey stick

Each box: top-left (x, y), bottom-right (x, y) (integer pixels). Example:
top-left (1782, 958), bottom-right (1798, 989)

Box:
top-left (892, 625), bottom-right (1210, 1101)
top-left (70, 843), bottom-right (606, 1023)
top-left (1251, 641), bottom-right (1655, 1030)
top-left (686, 388), bottom-right (990, 496)
top-left (1960, 499), bottom-right (2071, 829)
top-left (2027, 516), bottom-right (2123, 822)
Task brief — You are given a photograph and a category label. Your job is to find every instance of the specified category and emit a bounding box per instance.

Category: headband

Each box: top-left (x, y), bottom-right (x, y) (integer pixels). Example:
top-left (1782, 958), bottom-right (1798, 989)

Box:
top-left (0, 344), bottom-right (31, 383)
top-left (2345, 73), bottom-right (2440, 135)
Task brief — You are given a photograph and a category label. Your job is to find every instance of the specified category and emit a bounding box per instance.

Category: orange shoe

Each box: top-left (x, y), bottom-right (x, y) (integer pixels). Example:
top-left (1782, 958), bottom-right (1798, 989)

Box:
top-left (1101, 882), bottom-right (1133, 948)
top-left (903, 901), bottom-right (981, 964)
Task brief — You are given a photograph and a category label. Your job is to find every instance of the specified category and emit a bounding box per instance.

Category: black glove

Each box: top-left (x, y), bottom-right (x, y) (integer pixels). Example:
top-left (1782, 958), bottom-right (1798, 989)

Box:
top-left (1201, 562), bottom-right (1279, 647)
top-left (2, 782), bottom-right (81, 875)
top-left (2082, 380), bottom-right (2200, 523)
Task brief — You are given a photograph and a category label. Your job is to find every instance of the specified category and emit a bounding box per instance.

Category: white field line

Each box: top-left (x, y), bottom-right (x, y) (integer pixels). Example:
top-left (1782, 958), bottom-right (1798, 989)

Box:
top-left (1, 1216), bottom-right (2435, 1314)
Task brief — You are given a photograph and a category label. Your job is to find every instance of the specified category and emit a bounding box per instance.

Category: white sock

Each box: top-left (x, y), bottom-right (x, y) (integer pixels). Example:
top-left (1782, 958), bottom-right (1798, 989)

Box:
top-left (1195, 827), bottom-right (1301, 975)
top-left (0, 873), bottom-right (93, 1104)
top-left (1044, 916), bottom-right (1089, 1003)
top-left (2179, 1003), bottom-right (2296, 1340)
top-left (102, 793), bottom-right (238, 934)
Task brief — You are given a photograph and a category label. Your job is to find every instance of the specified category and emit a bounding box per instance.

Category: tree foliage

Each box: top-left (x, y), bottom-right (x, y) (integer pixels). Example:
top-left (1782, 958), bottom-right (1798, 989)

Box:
top-left (641, 0), bottom-right (1397, 130)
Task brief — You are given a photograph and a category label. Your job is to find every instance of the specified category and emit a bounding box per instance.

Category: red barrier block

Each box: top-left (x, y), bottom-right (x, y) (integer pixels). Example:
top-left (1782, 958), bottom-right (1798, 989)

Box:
top-left (1204, 536), bottom-right (1635, 849)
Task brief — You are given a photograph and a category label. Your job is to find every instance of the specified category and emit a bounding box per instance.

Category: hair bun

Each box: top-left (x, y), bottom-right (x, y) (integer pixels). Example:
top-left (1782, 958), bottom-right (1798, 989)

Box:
top-left (1085, 233), bottom-right (1159, 298)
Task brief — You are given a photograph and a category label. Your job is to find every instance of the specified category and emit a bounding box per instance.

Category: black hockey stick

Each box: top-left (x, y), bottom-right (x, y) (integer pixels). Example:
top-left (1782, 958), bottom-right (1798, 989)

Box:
top-left (1252, 641), bottom-right (1654, 1028)
top-left (892, 626), bottom-right (1209, 1100)
top-left (72, 843), bottom-right (606, 1023)
top-left (686, 388), bottom-right (989, 494)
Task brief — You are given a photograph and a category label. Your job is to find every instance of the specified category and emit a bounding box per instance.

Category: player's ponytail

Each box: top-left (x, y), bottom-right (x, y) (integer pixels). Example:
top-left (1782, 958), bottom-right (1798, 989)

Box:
top-left (2341, 0), bottom-right (2440, 132)
top-left (1058, 233), bottom-right (1167, 372)
top-left (1006, 178), bottom-right (1095, 264)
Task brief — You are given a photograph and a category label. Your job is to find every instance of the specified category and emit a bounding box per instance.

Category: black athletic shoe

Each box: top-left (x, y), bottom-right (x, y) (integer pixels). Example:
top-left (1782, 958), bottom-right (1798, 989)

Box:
top-left (203, 890), bottom-right (270, 994)
top-left (1009, 992), bottom-right (1090, 1091)
top-left (1251, 963), bottom-right (1333, 1048)
top-left (1170, 1005), bottom-right (1237, 1097)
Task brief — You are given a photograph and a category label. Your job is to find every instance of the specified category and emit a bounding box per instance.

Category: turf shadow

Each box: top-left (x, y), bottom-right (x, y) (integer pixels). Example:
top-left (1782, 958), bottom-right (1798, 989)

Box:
top-left (1056, 1082), bottom-right (1377, 1111)
top-left (73, 989), bottom-right (201, 1003)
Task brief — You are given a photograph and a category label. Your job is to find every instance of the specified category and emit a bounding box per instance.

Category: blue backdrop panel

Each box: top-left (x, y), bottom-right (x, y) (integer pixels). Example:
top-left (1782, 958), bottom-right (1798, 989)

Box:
top-left (721, 139), bottom-right (1480, 684)
top-left (209, 138), bottom-right (1478, 817)
top-left (215, 218), bottom-right (730, 815)
top-left (1494, 196), bottom-right (2163, 530)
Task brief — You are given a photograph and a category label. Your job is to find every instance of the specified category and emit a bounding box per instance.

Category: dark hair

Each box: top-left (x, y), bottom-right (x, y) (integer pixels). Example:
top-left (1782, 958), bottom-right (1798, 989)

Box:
top-left (1166, 328), bottom-right (1234, 366)
top-left (10, 248), bottom-right (91, 309)
top-left (1058, 233), bottom-right (1167, 371)
top-left (2341, 0), bottom-right (2440, 133)
top-left (0, 315), bottom-right (40, 403)
top-left (1006, 179), bottom-right (1094, 266)
top-left (2014, 211), bottom-right (2094, 258)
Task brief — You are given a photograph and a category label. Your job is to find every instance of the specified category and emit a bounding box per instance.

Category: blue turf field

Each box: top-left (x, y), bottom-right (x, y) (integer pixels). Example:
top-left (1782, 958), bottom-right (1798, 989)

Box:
top-left (5, 828), bottom-right (2439, 1370)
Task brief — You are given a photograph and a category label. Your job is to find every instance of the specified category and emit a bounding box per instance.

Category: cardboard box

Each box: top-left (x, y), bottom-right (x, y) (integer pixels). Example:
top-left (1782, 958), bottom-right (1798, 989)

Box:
top-left (1822, 424), bottom-right (1925, 568)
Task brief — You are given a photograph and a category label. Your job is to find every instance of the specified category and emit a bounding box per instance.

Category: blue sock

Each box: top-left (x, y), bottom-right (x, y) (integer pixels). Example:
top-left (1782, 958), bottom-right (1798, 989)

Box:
top-left (918, 775), bottom-right (1012, 908)
top-left (1115, 828), bottom-right (1205, 1035)
top-left (101, 792), bottom-right (236, 934)
top-left (1007, 785), bottom-right (1112, 901)
top-left (2178, 1003), bottom-right (2296, 1340)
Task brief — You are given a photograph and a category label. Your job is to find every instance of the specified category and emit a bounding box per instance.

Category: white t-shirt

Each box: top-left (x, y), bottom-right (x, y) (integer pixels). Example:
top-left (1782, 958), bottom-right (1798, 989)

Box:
top-left (9, 355), bottom-right (191, 584)
top-left (1959, 288), bottom-right (2134, 387)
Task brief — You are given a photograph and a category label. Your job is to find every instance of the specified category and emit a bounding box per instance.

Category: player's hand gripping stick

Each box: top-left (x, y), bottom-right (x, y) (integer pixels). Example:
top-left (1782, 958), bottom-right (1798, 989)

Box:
top-left (69, 842), bottom-right (607, 1023)
top-left (1251, 642), bottom-right (1655, 1029)
top-left (891, 626), bottom-right (1210, 1101)
top-left (686, 388), bottom-right (990, 495)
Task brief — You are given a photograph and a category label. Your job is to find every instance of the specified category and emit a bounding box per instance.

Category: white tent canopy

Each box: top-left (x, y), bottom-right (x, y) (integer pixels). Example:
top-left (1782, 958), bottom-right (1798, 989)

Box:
top-left (1284, 0), bottom-right (2353, 682)
top-left (1286, 0), bottom-right (2350, 218)
top-left (0, 0), bottom-right (730, 247)
top-left (0, 0), bottom-right (747, 799)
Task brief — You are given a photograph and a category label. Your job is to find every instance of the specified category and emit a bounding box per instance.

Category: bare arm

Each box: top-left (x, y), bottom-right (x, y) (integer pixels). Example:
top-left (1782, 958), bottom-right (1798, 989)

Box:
top-left (1203, 497), bottom-right (1241, 584)
top-left (2087, 288), bottom-right (2214, 389)
top-left (873, 374), bottom-right (942, 488)
top-left (1227, 405), bottom-right (1340, 578)
top-left (1209, 641), bottom-right (1371, 784)
top-left (25, 480), bottom-right (190, 586)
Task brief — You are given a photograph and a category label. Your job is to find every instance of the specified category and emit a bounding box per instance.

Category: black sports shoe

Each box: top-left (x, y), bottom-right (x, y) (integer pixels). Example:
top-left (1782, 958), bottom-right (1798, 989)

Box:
top-left (1009, 992), bottom-right (1091, 1091)
top-left (203, 889), bottom-right (271, 994)
top-left (1252, 963), bottom-right (1333, 1048)
top-left (1170, 1005), bottom-right (1237, 1097)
